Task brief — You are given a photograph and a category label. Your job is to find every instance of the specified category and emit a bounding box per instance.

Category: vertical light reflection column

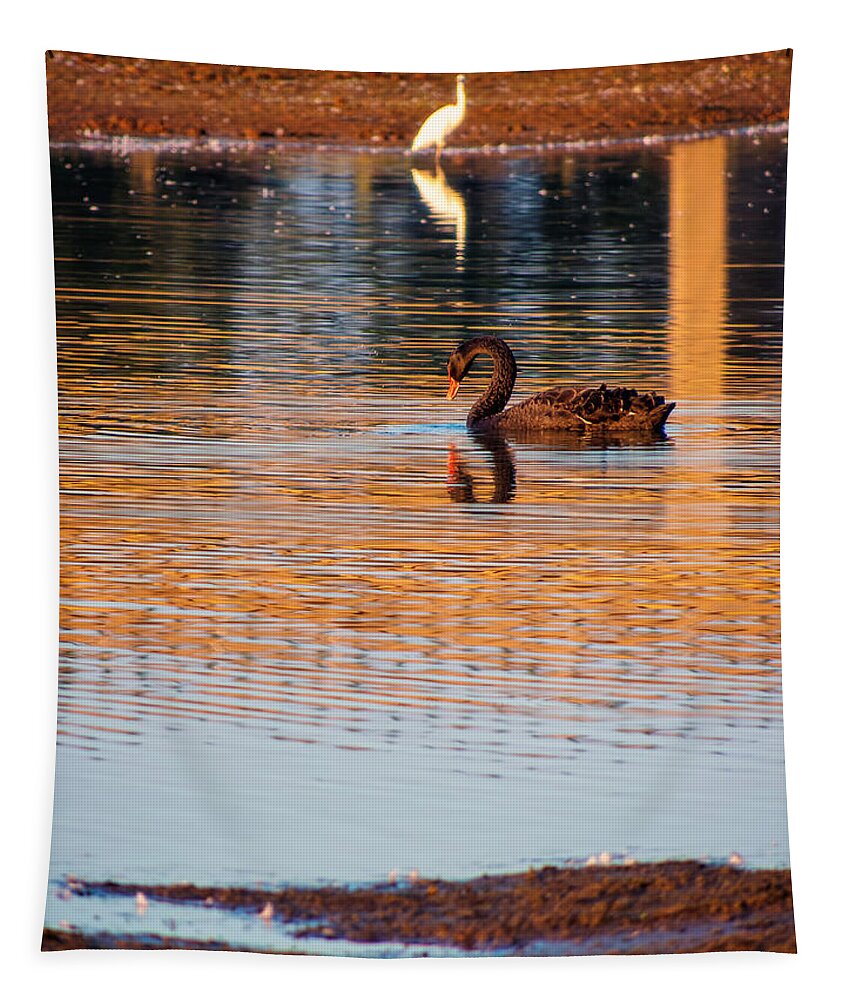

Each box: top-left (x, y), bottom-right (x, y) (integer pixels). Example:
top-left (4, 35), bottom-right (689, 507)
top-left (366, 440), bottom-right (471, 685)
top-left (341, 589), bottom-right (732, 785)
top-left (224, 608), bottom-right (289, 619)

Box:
top-left (668, 137), bottom-right (728, 404)
top-left (128, 148), bottom-right (158, 199)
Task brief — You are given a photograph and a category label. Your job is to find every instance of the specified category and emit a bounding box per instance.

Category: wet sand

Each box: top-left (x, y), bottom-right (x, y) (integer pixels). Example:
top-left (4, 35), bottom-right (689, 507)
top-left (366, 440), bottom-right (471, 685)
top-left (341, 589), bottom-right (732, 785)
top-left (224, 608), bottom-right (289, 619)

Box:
top-left (42, 927), bottom-right (250, 952)
top-left (44, 862), bottom-right (795, 955)
top-left (45, 49), bottom-right (791, 146)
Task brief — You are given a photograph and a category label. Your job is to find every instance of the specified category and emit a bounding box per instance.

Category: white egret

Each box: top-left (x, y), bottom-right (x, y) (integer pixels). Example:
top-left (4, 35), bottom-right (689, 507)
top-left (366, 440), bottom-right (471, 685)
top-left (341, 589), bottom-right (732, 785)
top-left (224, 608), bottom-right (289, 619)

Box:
top-left (411, 74), bottom-right (466, 163)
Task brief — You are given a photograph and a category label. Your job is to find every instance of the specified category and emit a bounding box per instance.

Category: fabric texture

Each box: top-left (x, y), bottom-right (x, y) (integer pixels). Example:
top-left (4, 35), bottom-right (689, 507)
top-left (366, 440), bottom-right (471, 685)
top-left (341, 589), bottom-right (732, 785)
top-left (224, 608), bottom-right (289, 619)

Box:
top-left (44, 50), bottom-right (794, 957)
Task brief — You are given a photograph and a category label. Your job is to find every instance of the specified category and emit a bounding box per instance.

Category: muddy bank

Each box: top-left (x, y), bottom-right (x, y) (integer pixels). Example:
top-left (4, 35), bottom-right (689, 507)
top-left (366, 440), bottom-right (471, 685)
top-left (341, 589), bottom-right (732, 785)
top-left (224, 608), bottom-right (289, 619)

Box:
top-left (45, 49), bottom-right (791, 147)
top-left (42, 927), bottom-right (248, 952)
top-left (46, 861), bottom-right (795, 955)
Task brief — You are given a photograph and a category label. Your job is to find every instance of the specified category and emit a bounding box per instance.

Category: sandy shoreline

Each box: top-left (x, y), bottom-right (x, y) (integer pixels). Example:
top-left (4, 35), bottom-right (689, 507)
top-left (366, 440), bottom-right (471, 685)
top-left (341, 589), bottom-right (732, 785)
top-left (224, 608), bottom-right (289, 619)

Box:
top-left (44, 861), bottom-right (795, 955)
top-left (45, 49), bottom-right (791, 147)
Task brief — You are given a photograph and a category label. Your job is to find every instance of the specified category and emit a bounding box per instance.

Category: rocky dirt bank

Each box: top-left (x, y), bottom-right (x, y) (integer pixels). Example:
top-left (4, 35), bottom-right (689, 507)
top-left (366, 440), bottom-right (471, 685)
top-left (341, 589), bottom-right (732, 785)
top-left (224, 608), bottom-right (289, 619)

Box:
top-left (44, 860), bottom-right (795, 955)
top-left (46, 49), bottom-right (791, 147)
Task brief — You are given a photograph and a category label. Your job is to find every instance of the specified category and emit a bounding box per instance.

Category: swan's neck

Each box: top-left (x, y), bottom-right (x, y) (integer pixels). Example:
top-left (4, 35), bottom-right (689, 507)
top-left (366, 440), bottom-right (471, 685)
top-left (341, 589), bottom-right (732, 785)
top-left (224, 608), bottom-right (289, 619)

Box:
top-left (464, 337), bottom-right (516, 426)
top-left (456, 78), bottom-right (466, 114)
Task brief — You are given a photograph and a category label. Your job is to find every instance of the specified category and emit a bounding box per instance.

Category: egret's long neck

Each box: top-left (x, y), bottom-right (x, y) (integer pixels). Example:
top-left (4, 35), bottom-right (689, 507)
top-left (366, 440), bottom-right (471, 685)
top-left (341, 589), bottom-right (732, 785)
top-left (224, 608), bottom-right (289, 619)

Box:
top-left (456, 78), bottom-right (466, 113)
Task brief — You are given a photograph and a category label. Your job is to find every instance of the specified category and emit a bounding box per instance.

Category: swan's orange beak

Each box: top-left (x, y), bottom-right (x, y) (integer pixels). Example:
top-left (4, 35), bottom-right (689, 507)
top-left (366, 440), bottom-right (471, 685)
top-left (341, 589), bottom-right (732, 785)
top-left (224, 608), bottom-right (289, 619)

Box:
top-left (446, 377), bottom-right (460, 400)
top-left (447, 443), bottom-right (460, 478)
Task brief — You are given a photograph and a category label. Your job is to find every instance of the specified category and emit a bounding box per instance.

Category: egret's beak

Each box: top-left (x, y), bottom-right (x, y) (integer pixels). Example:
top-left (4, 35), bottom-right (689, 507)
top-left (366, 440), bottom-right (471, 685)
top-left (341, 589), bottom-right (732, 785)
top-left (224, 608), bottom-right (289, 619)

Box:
top-left (446, 377), bottom-right (460, 400)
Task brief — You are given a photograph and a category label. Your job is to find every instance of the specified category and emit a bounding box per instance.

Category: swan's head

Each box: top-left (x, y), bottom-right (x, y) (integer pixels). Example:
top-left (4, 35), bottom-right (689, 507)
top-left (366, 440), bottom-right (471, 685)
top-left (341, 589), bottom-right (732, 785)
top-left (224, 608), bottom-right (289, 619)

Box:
top-left (456, 74), bottom-right (466, 84)
top-left (446, 337), bottom-right (516, 404)
top-left (446, 343), bottom-right (476, 400)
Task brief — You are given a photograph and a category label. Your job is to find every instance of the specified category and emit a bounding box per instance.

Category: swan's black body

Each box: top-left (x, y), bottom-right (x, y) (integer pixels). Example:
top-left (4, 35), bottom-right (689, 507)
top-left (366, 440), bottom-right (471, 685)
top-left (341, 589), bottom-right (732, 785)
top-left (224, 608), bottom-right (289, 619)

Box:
top-left (446, 336), bottom-right (675, 435)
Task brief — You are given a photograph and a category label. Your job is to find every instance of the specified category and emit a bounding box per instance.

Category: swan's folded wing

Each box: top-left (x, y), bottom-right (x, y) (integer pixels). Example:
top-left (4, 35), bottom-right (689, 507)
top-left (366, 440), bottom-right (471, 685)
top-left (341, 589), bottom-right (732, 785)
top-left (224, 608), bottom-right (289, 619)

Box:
top-left (573, 386), bottom-right (670, 423)
top-left (497, 385), bottom-right (674, 433)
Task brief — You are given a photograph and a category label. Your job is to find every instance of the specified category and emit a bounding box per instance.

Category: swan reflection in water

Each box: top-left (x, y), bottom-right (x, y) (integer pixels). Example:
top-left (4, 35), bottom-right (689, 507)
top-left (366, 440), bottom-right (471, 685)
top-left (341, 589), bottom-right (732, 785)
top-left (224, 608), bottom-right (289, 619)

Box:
top-left (446, 435), bottom-right (517, 505)
top-left (411, 165), bottom-right (467, 265)
top-left (446, 429), bottom-right (672, 505)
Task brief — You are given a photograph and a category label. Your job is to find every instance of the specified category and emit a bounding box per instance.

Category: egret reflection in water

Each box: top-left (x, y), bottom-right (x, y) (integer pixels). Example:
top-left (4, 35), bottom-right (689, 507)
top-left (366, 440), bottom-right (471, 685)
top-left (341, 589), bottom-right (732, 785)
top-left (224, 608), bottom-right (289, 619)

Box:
top-left (411, 165), bottom-right (467, 265)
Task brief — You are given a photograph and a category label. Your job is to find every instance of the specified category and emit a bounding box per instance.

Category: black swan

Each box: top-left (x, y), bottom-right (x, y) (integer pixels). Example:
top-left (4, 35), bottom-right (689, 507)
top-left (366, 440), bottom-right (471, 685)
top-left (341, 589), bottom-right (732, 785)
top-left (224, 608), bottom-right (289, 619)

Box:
top-left (445, 336), bottom-right (675, 434)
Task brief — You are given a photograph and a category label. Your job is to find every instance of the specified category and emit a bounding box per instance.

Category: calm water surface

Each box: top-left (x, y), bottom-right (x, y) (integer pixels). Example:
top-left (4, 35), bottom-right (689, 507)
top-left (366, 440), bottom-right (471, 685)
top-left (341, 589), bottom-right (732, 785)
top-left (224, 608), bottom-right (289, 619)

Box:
top-left (47, 134), bottom-right (787, 942)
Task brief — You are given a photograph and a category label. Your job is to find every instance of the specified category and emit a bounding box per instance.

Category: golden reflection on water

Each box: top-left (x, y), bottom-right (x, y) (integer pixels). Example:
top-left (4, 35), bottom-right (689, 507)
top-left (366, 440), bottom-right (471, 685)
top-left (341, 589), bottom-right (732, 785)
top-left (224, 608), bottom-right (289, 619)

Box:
top-left (57, 398), bottom-right (780, 753)
top-left (53, 138), bottom-right (784, 795)
top-left (668, 137), bottom-right (728, 401)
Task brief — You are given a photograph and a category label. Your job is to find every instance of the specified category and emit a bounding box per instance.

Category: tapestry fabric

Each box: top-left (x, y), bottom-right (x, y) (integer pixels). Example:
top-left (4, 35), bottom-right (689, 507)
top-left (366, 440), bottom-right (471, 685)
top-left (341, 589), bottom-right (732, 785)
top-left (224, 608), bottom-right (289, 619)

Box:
top-left (43, 50), bottom-right (794, 956)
